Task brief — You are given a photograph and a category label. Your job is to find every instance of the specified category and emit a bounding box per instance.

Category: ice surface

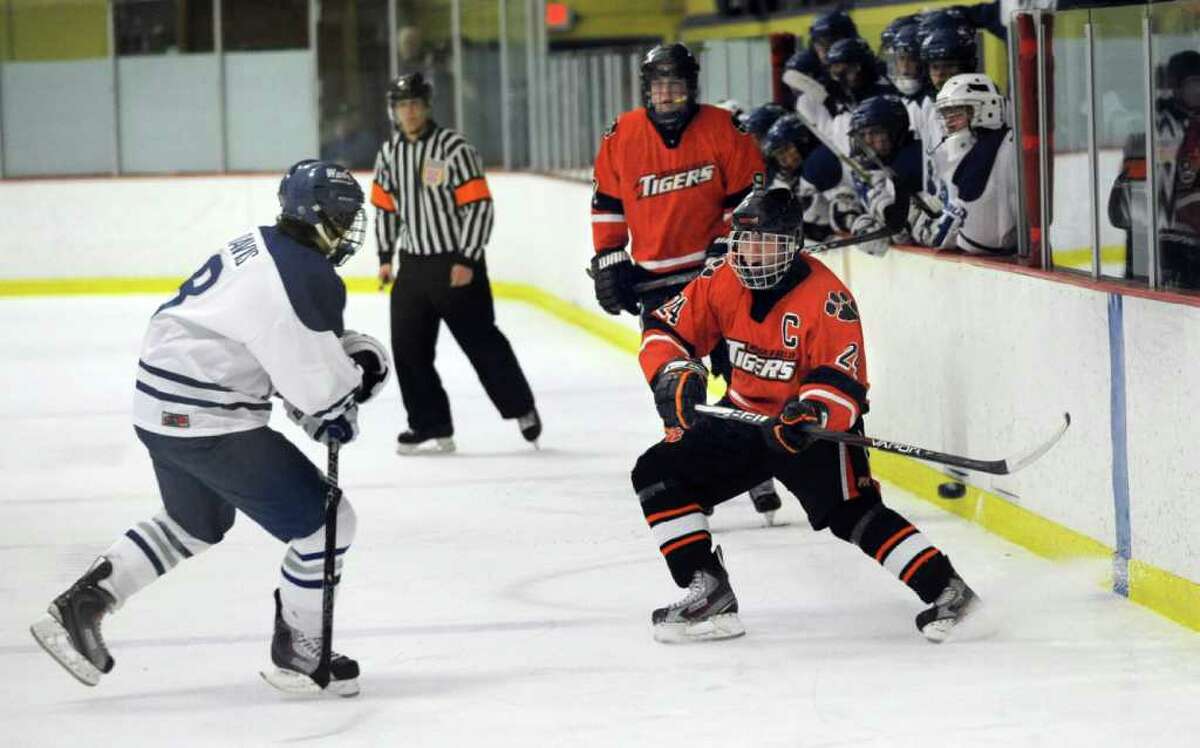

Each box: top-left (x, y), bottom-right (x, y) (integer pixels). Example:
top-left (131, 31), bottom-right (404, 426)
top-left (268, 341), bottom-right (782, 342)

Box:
top-left (2, 294), bottom-right (1198, 746)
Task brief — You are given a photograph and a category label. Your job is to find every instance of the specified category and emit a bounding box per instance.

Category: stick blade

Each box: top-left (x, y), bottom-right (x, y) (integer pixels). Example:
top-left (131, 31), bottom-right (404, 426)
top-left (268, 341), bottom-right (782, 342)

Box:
top-left (1001, 412), bottom-right (1072, 475)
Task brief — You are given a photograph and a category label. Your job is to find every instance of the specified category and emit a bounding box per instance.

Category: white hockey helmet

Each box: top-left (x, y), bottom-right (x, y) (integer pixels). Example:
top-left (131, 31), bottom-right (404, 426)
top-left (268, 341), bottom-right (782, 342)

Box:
top-left (934, 73), bottom-right (1005, 130)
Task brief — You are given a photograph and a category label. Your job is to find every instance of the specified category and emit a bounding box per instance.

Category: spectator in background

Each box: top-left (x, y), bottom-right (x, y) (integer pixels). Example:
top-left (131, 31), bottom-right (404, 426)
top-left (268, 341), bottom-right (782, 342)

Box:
top-left (829, 95), bottom-right (925, 255)
top-left (917, 25), bottom-right (980, 195)
top-left (743, 102), bottom-right (788, 147)
top-left (782, 10), bottom-right (859, 139)
top-left (910, 73), bottom-right (1017, 254)
top-left (1153, 50), bottom-right (1200, 290)
top-left (760, 114), bottom-right (832, 242)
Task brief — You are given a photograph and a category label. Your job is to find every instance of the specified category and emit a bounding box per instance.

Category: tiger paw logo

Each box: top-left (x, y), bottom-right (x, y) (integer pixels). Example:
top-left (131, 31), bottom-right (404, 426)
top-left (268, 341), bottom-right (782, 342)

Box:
top-left (824, 291), bottom-right (859, 322)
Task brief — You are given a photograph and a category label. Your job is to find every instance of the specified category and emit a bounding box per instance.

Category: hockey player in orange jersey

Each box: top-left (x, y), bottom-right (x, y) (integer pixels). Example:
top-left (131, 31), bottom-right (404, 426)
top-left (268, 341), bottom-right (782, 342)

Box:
top-left (589, 42), bottom-right (784, 522)
top-left (632, 187), bottom-right (980, 644)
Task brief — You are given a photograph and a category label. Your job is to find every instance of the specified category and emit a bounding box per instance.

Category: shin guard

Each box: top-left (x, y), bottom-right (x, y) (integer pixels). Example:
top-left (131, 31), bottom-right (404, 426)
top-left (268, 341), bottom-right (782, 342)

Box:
top-left (639, 481), bottom-right (714, 588)
top-left (830, 500), bottom-right (953, 604)
top-left (279, 497), bottom-right (357, 634)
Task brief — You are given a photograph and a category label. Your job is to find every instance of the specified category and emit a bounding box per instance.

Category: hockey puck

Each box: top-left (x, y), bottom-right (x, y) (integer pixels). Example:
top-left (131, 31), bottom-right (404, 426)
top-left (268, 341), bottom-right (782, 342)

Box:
top-left (937, 481), bottom-right (967, 499)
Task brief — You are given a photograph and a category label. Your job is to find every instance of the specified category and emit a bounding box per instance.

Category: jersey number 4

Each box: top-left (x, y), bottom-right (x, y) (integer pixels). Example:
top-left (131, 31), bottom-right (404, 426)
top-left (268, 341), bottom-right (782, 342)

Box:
top-left (157, 254), bottom-right (223, 314)
top-left (653, 294), bottom-right (687, 326)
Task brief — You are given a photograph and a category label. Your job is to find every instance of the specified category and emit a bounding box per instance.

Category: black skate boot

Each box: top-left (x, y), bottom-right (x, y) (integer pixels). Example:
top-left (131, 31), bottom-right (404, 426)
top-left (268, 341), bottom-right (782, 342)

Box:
top-left (916, 574), bottom-right (980, 643)
top-left (396, 424), bottom-right (455, 454)
top-left (652, 546), bottom-right (745, 643)
top-left (748, 480), bottom-right (782, 526)
top-left (30, 558), bottom-right (118, 686)
top-left (261, 589), bottom-right (360, 697)
top-left (517, 407), bottom-right (542, 446)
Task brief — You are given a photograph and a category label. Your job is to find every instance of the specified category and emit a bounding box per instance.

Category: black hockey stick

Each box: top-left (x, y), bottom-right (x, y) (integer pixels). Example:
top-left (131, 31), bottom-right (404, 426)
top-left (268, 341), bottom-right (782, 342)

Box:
top-left (312, 442), bottom-right (342, 689)
top-left (695, 404), bottom-right (1071, 476)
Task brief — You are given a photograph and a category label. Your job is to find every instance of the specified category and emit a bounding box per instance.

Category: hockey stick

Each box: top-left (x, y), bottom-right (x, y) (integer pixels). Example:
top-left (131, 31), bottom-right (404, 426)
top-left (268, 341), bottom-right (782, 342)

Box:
top-left (312, 441), bottom-right (341, 690)
top-left (584, 229), bottom-right (897, 300)
top-left (695, 404), bottom-right (1071, 476)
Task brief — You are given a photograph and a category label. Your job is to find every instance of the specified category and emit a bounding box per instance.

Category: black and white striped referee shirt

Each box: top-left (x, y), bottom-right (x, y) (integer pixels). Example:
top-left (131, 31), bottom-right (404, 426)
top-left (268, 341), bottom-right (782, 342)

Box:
top-left (371, 121), bottom-right (495, 264)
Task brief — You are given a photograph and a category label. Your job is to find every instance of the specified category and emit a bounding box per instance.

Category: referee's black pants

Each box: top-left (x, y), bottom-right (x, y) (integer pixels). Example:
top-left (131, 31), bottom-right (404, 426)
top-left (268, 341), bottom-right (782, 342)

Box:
top-left (389, 254), bottom-right (535, 434)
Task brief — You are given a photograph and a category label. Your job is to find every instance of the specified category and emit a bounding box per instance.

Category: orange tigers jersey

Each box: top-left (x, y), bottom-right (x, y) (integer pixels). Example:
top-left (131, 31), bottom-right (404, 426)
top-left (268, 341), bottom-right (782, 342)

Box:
top-left (591, 105), bottom-right (765, 274)
top-left (639, 255), bottom-right (869, 430)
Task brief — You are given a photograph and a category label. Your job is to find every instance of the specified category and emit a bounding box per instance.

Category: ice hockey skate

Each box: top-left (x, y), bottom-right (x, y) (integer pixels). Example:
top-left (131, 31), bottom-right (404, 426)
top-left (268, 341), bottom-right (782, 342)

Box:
top-left (916, 574), bottom-right (980, 643)
top-left (748, 480), bottom-right (782, 526)
top-left (518, 407), bottom-right (542, 447)
top-left (30, 558), bottom-right (117, 687)
top-left (652, 546), bottom-right (745, 643)
top-left (396, 426), bottom-right (455, 454)
top-left (260, 590), bottom-right (360, 697)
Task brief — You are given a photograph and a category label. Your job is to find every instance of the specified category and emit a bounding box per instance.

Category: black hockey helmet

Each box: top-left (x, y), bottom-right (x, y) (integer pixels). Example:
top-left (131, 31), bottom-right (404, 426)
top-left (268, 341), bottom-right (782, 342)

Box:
top-left (387, 72), bottom-right (433, 104)
top-left (849, 96), bottom-right (912, 158)
top-left (810, 11), bottom-right (858, 50)
top-left (762, 114), bottom-right (819, 164)
top-left (744, 102), bottom-right (788, 141)
top-left (277, 159), bottom-right (366, 266)
top-left (1167, 50), bottom-right (1200, 89)
top-left (640, 43), bottom-right (699, 104)
top-left (729, 187), bottom-right (805, 290)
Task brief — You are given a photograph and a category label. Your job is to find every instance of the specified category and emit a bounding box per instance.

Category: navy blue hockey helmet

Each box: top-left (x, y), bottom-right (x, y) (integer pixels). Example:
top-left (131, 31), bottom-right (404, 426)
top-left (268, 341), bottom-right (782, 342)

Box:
top-left (729, 187), bottom-right (805, 290)
top-left (849, 96), bottom-right (912, 158)
top-left (278, 159), bottom-right (366, 266)
top-left (920, 26), bottom-right (978, 69)
top-left (810, 11), bottom-right (858, 49)
top-left (826, 37), bottom-right (875, 68)
top-left (762, 114), bottom-right (819, 164)
top-left (744, 102), bottom-right (788, 141)
top-left (917, 8), bottom-right (973, 40)
top-left (880, 14), bottom-right (919, 54)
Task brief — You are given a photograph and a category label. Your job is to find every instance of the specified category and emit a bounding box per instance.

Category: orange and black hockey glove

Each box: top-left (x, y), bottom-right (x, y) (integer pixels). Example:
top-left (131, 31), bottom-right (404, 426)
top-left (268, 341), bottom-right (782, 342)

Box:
top-left (652, 359), bottom-right (708, 430)
top-left (765, 397), bottom-right (828, 454)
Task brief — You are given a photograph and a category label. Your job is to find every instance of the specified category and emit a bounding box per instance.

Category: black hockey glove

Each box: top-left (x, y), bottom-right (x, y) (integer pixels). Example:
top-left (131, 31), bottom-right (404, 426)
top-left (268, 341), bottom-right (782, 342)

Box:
top-left (764, 398), bottom-right (828, 454)
top-left (591, 248), bottom-right (639, 315)
top-left (652, 359), bottom-right (708, 430)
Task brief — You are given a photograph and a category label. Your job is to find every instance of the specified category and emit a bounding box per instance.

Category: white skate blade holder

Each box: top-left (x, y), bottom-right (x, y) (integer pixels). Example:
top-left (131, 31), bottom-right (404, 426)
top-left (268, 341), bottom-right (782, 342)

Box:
top-left (396, 437), bottom-right (456, 455)
top-left (30, 614), bottom-right (103, 687)
top-left (260, 667), bottom-right (360, 698)
top-left (653, 613), bottom-right (746, 644)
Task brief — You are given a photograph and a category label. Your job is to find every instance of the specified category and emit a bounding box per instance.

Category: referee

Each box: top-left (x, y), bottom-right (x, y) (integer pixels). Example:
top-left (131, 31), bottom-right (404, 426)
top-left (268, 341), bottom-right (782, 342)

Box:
top-left (372, 72), bottom-right (540, 453)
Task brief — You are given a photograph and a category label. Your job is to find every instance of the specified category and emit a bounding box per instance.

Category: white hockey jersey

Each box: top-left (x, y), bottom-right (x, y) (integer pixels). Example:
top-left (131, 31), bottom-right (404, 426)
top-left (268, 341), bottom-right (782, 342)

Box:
top-left (929, 126), bottom-right (1018, 253)
top-left (133, 226), bottom-right (362, 437)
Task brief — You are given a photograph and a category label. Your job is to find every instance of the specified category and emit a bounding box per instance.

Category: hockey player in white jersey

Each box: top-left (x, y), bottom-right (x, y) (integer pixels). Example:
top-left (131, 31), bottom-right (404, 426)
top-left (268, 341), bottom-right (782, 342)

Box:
top-left (29, 159), bottom-right (390, 697)
top-left (910, 73), bottom-right (1018, 254)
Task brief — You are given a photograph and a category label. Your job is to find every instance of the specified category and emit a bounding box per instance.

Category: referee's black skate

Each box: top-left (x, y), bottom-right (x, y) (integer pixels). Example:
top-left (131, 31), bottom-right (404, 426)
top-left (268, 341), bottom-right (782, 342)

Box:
top-left (261, 589), bottom-right (360, 697)
top-left (517, 407), bottom-right (542, 446)
top-left (396, 425), bottom-right (455, 454)
top-left (916, 574), bottom-right (980, 643)
top-left (30, 558), bottom-right (117, 686)
top-left (652, 546), bottom-right (745, 643)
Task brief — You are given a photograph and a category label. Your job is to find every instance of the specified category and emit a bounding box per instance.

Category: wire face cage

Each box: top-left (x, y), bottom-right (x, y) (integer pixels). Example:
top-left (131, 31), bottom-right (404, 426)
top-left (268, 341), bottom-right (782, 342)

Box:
top-left (729, 230), bottom-right (799, 289)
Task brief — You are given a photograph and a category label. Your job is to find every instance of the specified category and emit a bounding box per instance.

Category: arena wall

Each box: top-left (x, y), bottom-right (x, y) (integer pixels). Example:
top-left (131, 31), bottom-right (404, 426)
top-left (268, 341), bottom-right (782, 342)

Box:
top-left (1, 172), bottom-right (1195, 629)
